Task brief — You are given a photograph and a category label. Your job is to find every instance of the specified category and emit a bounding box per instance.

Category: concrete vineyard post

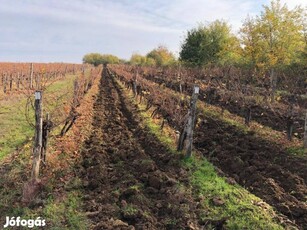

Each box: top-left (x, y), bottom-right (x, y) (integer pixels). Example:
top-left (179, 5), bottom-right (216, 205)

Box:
top-left (32, 91), bottom-right (43, 180)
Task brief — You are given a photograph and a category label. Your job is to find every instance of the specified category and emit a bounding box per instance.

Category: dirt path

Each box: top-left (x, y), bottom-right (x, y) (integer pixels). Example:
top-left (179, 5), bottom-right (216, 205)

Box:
top-left (78, 69), bottom-right (204, 229)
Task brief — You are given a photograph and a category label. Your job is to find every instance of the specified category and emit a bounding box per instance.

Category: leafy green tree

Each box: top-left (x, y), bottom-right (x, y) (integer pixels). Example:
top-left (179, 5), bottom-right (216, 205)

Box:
top-left (180, 20), bottom-right (240, 66)
top-left (145, 57), bottom-right (156, 66)
top-left (146, 46), bottom-right (176, 66)
top-left (130, 53), bottom-right (147, 66)
top-left (240, 16), bottom-right (262, 70)
top-left (299, 10), bottom-right (307, 67)
top-left (179, 27), bottom-right (204, 66)
top-left (83, 53), bottom-right (120, 66)
top-left (82, 53), bottom-right (104, 66)
top-left (101, 54), bottom-right (120, 64)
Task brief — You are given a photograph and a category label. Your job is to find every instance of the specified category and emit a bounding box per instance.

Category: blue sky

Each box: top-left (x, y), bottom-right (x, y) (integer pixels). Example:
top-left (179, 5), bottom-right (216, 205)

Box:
top-left (0, 0), bottom-right (306, 63)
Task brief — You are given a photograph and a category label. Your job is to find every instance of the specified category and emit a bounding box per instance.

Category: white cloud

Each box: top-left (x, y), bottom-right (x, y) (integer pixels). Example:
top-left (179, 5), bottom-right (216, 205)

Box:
top-left (0, 0), bottom-right (306, 62)
top-left (279, 0), bottom-right (307, 9)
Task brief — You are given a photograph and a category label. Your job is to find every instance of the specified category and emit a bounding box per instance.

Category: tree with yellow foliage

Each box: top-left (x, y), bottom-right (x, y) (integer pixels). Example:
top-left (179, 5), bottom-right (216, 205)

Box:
top-left (240, 0), bottom-right (305, 101)
top-left (146, 46), bottom-right (176, 67)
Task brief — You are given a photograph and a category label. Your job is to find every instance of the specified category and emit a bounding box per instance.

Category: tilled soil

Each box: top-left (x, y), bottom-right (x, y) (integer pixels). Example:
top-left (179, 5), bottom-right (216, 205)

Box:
top-left (137, 72), bottom-right (307, 228)
top-left (141, 74), bottom-right (305, 139)
top-left (79, 69), bottom-right (205, 229)
top-left (195, 116), bottom-right (307, 229)
top-left (209, 98), bottom-right (305, 139)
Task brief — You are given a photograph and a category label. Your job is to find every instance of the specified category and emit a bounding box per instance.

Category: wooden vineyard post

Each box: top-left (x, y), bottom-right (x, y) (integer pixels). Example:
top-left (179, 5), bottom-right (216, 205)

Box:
top-left (244, 105), bottom-right (252, 126)
top-left (30, 63), bottom-right (34, 89)
top-left (73, 79), bottom-right (79, 107)
top-left (9, 74), bottom-right (13, 91)
top-left (32, 91), bottom-right (43, 180)
top-left (186, 85), bottom-right (199, 157)
top-left (179, 82), bottom-right (183, 94)
top-left (270, 68), bottom-right (277, 102)
top-left (17, 72), bottom-right (20, 90)
top-left (178, 64), bottom-right (182, 94)
top-left (36, 73), bottom-right (40, 90)
top-left (133, 67), bottom-right (138, 96)
top-left (42, 113), bottom-right (51, 164)
top-left (286, 102), bottom-right (294, 141)
top-left (304, 111), bottom-right (307, 149)
top-left (177, 85), bottom-right (199, 158)
top-left (3, 74), bottom-right (7, 93)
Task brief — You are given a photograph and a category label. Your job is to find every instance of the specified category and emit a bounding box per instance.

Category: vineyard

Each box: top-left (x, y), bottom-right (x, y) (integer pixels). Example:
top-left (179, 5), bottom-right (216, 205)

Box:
top-left (0, 63), bottom-right (306, 229)
top-left (108, 64), bottom-right (307, 228)
top-left (0, 62), bottom-right (99, 158)
top-left (0, 63), bottom-right (83, 95)
top-left (2, 0), bottom-right (307, 229)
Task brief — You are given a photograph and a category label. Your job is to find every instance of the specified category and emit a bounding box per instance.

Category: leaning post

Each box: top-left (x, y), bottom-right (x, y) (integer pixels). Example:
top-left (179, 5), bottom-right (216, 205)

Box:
top-left (29, 63), bottom-right (34, 89)
top-left (185, 85), bottom-right (199, 157)
top-left (31, 91), bottom-right (43, 180)
top-left (133, 67), bottom-right (138, 96)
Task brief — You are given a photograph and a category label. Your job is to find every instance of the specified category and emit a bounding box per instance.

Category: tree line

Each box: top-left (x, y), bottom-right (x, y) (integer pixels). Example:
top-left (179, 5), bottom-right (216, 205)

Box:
top-left (181, 1), bottom-right (307, 71)
top-left (82, 53), bottom-right (122, 66)
top-left (83, 45), bottom-right (176, 67)
top-left (83, 0), bottom-right (307, 74)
